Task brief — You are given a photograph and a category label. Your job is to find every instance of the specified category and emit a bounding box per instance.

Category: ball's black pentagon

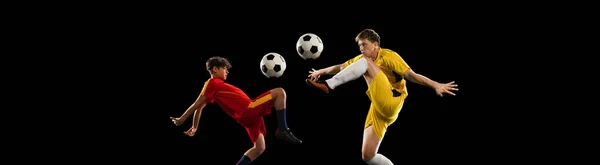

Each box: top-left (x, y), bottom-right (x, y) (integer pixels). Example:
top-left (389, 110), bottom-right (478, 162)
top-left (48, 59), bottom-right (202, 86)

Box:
top-left (273, 64), bottom-right (281, 72)
top-left (266, 54), bottom-right (275, 60)
top-left (298, 46), bottom-right (304, 54)
top-left (303, 35), bottom-right (312, 41)
top-left (310, 45), bottom-right (318, 54)
top-left (261, 65), bottom-right (268, 73)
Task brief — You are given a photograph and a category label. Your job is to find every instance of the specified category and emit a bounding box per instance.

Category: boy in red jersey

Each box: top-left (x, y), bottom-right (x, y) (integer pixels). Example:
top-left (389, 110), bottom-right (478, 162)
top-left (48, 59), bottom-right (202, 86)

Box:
top-left (170, 56), bottom-right (302, 165)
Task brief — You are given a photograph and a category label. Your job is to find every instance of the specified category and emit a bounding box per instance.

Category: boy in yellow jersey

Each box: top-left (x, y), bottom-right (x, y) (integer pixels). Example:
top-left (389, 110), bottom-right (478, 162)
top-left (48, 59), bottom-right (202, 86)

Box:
top-left (306, 29), bottom-right (458, 165)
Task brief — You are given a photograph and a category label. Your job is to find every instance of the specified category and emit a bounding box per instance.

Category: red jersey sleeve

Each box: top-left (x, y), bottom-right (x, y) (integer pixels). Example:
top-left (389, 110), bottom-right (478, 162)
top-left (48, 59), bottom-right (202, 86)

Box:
top-left (199, 78), bottom-right (221, 103)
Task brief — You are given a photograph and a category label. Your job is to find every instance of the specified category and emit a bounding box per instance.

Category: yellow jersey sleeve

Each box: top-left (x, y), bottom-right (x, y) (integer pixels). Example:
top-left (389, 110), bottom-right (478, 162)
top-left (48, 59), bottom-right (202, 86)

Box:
top-left (385, 52), bottom-right (411, 76)
top-left (343, 55), bottom-right (364, 68)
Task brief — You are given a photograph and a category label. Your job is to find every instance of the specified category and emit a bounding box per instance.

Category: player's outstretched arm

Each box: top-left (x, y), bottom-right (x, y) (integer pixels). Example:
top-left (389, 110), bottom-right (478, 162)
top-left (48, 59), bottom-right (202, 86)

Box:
top-left (170, 95), bottom-right (208, 126)
top-left (189, 101), bottom-right (206, 129)
top-left (183, 100), bottom-right (206, 137)
top-left (403, 69), bottom-right (458, 97)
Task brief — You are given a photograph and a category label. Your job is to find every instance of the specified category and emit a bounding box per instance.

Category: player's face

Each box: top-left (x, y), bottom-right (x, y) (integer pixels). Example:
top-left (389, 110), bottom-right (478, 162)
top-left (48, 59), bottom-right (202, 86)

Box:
top-left (213, 67), bottom-right (229, 80)
top-left (220, 67), bottom-right (229, 80)
top-left (358, 39), bottom-right (378, 58)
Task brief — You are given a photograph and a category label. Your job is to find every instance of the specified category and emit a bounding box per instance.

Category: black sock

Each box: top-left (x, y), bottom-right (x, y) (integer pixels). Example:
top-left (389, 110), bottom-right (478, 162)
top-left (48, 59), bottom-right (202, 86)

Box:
top-left (276, 109), bottom-right (289, 131)
top-left (236, 155), bottom-right (252, 165)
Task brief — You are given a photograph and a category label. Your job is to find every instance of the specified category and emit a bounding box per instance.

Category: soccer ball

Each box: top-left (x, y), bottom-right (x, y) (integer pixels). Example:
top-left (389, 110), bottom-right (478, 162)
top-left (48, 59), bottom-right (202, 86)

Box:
top-left (296, 33), bottom-right (324, 60)
top-left (260, 52), bottom-right (287, 78)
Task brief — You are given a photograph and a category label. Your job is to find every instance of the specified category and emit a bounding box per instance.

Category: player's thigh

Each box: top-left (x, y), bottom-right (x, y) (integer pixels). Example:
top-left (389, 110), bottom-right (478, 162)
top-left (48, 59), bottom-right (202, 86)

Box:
top-left (244, 106), bottom-right (272, 119)
top-left (248, 91), bottom-right (273, 108)
top-left (243, 118), bottom-right (267, 144)
top-left (367, 72), bottom-right (401, 117)
top-left (367, 71), bottom-right (393, 102)
top-left (364, 104), bottom-right (390, 141)
top-left (369, 73), bottom-right (407, 118)
top-left (245, 91), bottom-right (275, 118)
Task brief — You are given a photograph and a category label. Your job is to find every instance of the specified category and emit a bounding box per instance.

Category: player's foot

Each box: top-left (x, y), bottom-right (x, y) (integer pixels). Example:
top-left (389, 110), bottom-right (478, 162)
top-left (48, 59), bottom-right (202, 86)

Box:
top-left (276, 128), bottom-right (302, 144)
top-left (305, 79), bottom-right (331, 94)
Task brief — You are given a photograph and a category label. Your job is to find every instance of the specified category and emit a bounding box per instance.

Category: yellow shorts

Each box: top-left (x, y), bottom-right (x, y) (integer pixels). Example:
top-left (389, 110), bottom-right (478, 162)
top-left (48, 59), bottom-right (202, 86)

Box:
top-left (364, 71), bottom-right (407, 140)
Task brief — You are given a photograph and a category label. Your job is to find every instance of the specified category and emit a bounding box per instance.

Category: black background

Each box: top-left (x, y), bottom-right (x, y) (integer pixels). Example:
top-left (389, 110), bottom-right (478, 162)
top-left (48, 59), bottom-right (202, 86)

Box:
top-left (14, 5), bottom-right (572, 164)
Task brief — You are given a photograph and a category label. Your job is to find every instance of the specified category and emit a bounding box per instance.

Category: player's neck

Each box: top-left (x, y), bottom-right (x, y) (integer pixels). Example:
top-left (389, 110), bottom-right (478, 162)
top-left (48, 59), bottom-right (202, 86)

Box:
top-left (210, 75), bottom-right (224, 80)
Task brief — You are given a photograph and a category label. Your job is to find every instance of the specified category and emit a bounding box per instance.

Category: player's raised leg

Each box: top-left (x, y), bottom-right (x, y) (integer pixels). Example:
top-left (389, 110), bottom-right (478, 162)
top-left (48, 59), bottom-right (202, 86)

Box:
top-left (236, 133), bottom-right (266, 165)
top-left (362, 126), bottom-right (393, 165)
top-left (364, 57), bottom-right (403, 118)
top-left (306, 57), bottom-right (368, 94)
top-left (362, 57), bottom-right (382, 87)
top-left (246, 87), bottom-right (302, 144)
top-left (269, 87), bottom-right (302, 144)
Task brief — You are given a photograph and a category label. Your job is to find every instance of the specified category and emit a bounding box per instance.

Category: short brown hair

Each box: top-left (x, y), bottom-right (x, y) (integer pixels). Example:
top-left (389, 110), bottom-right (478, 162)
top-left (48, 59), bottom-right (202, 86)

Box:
top-left (206, 56), bottom-right (232, 71)
top-left (355, 29), bottom-right (381, 46)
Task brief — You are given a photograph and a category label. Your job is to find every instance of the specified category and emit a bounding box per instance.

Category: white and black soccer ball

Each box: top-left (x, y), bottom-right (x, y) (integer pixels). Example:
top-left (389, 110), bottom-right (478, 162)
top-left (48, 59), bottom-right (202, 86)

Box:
top-left (296, 33), bottom-right (324, 60)
top-left (260, 52), bottom-right (287, 78)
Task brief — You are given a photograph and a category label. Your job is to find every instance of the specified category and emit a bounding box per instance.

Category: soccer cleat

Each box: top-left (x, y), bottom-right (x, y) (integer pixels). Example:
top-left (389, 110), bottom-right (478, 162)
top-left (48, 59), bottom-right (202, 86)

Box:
top-left (305, 79), bottom-right (331, 94)
top-left (276, 128), bottom-right (302, 144)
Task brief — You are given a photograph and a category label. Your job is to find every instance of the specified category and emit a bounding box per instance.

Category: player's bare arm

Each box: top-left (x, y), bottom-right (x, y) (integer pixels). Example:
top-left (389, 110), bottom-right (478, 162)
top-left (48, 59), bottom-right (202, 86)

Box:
top-left (192, 101), bottom-right (207, 127)
top-left (403, 69), bottom-right (458, 96)
top-left (183, 105), bottom-right (205, 137)
top-left (403, 69), bottom-right (437, 87)
top-left (170, 95), bottom-right (208, 126)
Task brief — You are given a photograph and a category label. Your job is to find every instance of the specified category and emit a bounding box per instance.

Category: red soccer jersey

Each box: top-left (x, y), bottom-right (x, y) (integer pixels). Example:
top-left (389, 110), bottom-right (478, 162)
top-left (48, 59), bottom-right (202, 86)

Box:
top-left (199, 78), bottom-right (252, 119)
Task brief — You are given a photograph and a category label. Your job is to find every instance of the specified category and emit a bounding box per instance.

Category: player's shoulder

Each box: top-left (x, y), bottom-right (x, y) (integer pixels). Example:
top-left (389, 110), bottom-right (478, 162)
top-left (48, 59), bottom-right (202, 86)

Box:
top-left (380, 48), bottom-right (403, 61)
top-left (351, 54), bottom-right (363, 60)
top-left (345, 54), bottom-right (363, 63)
top-left (380, 48), bottom-right (399, 57)
top-left (205, 78), bottom-right (224, 85)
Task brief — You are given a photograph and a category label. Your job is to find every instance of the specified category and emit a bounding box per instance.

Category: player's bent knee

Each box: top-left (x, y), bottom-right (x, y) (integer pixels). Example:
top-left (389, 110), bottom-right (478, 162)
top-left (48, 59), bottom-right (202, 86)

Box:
top-left (271, 87), bottom-right (286, 98)
top-left (253, 146), bottom-right (266, 155)
top-left (365, 58), bottom-right (381, 75)
top-left (253, 142), bottom-right (266, 155)
top-left (362, 126), bottom-right (381, 162)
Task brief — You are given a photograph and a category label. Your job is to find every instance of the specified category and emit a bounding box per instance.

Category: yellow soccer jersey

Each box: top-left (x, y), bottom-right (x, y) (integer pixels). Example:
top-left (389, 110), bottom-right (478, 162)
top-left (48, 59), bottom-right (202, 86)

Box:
top-left (343, 48), bottom-right (411, 94)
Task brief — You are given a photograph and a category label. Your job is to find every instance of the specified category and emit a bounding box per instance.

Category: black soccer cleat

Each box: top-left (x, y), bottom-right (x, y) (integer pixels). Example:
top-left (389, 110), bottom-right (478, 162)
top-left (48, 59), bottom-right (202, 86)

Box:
top-left (276, 128), bottom-right (302, 144)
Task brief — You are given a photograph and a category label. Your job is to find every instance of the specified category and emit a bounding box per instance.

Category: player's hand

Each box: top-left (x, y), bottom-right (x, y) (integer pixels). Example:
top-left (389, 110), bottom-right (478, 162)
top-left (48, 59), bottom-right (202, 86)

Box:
top-left (308, 68), bottom-right (322, 81)
top-left (170, 117), bottom-right (184, 126)
top-left (184, 127), bottom-right (197, 137)
top-left (433, 81), bottom-right (458, 97)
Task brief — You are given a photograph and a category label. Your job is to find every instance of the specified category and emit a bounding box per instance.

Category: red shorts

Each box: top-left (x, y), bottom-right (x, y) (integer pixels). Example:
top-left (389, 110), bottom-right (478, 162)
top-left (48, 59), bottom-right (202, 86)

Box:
top-left (236, 90), bottom-right (274, 143)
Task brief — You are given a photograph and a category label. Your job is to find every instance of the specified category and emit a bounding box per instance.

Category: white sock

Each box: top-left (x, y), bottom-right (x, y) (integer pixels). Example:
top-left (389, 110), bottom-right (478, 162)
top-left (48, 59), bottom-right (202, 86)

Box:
top-left (325, 57), bottom-right (368, 89)
top-left (366, 154), bottom-right (393, 165)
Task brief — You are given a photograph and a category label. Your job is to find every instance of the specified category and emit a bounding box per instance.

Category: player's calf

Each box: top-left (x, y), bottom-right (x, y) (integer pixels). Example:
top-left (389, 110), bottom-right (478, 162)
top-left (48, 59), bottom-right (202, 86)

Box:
top-left (269, 87), bottom-right (303, 144)
top-left (306, 57), bottom-right (368, 94)
top-left (237, 133), bottom-right (266, 165)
